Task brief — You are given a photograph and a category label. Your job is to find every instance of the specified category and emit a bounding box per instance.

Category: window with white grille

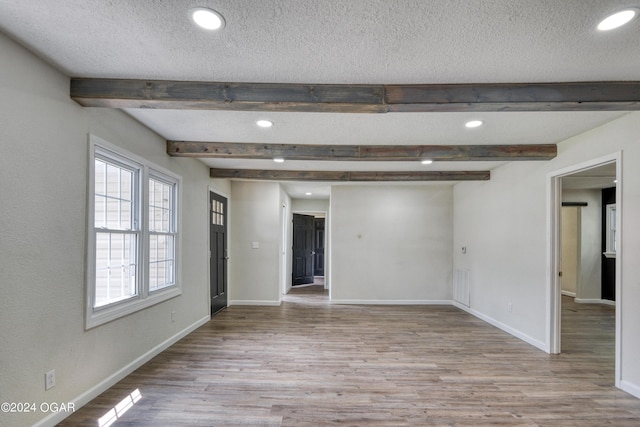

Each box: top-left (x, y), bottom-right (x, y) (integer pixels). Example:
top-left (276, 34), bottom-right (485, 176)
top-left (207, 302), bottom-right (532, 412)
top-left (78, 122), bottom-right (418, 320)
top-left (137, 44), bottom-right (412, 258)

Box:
top-left (148, 175), bottom-right (177, 291)
top-left (87, 135), bottom-right (181, 328)
top-left (94, 155), bottom-right (140, 307)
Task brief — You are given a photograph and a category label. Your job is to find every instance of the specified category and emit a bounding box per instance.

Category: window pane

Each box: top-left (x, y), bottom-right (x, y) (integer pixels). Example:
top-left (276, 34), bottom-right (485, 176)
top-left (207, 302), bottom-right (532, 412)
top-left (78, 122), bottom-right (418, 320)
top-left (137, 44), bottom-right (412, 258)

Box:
top-left (155, 207), bottom-right (164, 231)
top-left (149, 179), bottom-right (172, 233)
top-left (95, 195), bottom-right (106, 228)
top-left (150, 233), bottom-right (158, 259)
top-left (106, 164), bottom-right (121, 198)
top-left (95, 232), bottom-right (138, 307)
top-left (120, 200), bottom-right (132, 230)
top-left (163, 184), bottom-right (170, 210)
top-left (95, 268), bottom-right (109, 305)
top-left (96, 233), bottom-right (109, 270)
top-left (95, 160), bottom-right (106, 195)
top-left (162, 210), bottom-right (169, 232)
top-left (149, 234), bottom-right (174, 291)
top-left (149, 263), bottom-right (158, 290)
top-left (120, 169), bottom-right (132, 201)
top-left (106, 199), bottom-right (120, 229)
top-left (96, 159), bottom-right (135, 231)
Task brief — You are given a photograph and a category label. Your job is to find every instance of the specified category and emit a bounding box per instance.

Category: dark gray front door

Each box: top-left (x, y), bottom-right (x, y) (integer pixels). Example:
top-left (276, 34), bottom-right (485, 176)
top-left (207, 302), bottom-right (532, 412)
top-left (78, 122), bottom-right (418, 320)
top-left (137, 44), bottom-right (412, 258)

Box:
top-left (210, 192), bottom-right (228, 315)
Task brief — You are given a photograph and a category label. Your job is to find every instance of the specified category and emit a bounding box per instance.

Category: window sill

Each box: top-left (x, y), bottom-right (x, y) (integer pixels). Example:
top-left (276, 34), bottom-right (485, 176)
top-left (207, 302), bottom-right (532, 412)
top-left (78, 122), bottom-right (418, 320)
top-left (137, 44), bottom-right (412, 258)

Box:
top-left (86, 285), bottom-right (181, 329)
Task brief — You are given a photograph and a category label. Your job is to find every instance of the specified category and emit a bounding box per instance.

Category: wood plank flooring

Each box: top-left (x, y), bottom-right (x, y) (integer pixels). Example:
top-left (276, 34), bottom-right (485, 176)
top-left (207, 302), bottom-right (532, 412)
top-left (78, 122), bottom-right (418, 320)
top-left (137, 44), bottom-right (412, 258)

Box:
top-left (58, 290), bottom-right (640, 426)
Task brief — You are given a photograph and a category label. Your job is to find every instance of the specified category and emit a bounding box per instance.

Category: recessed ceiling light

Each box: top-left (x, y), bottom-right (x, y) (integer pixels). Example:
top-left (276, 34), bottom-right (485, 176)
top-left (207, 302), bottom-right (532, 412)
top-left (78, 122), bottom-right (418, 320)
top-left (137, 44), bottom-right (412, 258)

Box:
top-left (273, 157), bottom-right (285, 163)
top-left (465, 120), bottom-right (484, 128)
top-left (190, 7), bottom-right (225, 30)
top-left (257, 120), bottom-right (273, 128)
top-left (421, 159), bottom-right (434, 165)
top-left (305, 192), bottom-right (313, 196)
top-left (597, 9), bottom-right (638, 31)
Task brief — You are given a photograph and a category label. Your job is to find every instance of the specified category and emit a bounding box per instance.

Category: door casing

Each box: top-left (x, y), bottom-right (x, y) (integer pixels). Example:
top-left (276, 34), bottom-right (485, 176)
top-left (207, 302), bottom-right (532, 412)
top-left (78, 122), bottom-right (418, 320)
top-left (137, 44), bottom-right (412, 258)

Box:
top-left (547, 152), bottom-right (621, 388)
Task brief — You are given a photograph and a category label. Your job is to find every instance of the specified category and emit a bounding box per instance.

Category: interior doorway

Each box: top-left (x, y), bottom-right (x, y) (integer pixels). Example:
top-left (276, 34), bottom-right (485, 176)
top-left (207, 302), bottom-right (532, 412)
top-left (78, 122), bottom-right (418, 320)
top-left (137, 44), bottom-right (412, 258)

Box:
top-left (549, 154), bottom-right (620, 387)
top-left (288, 210), bottom-right (329, 293)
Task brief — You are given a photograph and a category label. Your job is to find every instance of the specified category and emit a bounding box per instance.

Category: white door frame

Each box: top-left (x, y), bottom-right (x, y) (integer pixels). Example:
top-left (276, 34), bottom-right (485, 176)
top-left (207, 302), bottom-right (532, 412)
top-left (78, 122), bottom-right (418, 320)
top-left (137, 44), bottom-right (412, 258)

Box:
top-left (281, 201), bottom-right (289, 296)
top-left (547, 152), bottom-right (622, 387)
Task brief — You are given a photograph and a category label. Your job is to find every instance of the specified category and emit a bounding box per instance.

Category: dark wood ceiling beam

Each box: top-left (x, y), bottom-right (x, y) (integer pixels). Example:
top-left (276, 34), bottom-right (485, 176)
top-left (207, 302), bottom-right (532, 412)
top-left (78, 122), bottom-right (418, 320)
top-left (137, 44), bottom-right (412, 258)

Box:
top-left (385, 82), bottom-right (640, 112)
top-left (168, 141), bottom-right (557, 161)
top-left (70, 79), bottom-right (386, 113)
top-left (70, 79), bottom-right (640, 112)
top-left (209, 169), bottom-right (490, 182)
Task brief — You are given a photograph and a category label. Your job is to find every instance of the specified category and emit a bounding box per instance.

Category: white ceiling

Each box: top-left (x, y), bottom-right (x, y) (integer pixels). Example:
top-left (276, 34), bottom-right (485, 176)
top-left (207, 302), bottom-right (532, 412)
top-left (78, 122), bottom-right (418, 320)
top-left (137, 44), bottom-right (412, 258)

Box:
top-left (562, 162), bottom-right (617, 190)
top-left (0, 0), bottom-right (638, 198)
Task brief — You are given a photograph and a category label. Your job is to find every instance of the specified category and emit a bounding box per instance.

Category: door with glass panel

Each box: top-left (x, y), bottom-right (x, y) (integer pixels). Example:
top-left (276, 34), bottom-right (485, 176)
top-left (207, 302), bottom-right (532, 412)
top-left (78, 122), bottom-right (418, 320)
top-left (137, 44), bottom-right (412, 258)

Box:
top-left (210, 192), bottom-right (228, 315)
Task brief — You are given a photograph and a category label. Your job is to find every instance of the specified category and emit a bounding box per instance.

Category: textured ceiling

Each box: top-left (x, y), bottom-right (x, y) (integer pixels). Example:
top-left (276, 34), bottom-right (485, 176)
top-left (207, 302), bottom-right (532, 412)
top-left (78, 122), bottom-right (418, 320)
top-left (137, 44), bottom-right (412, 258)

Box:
top-left (0, 0), bottom-right (638, 198)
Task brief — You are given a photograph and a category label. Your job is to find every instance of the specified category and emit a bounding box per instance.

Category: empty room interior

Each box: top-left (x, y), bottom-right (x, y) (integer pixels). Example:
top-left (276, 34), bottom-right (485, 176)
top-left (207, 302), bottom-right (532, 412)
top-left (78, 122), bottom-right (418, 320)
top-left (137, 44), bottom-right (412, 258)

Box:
top-left (2, 1), bottom-right (640, 426)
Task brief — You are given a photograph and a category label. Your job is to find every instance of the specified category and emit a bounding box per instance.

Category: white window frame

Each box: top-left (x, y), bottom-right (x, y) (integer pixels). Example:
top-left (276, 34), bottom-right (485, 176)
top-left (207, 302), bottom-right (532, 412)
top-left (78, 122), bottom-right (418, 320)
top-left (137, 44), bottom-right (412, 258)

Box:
top-left (87, 135), bottom-right (182, 329)
top-left (147, 171), bottom-right (179, 292)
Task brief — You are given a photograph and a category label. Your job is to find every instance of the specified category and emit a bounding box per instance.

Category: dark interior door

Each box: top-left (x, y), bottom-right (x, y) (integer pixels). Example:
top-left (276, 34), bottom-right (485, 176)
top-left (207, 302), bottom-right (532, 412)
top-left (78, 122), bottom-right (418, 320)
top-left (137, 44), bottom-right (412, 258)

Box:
top-left (314, 218), bottom-right (325, 276)
top-left (293, 214), bottom-right (314, 286)
top-left (210, 192), bottom-right (228, 315)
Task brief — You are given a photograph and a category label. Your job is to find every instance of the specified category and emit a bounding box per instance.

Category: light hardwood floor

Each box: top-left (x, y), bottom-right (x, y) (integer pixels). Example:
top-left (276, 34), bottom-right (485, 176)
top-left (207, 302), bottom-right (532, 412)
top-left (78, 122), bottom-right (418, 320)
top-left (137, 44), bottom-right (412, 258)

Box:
top-left (58, 290), bottom-right (640, 426)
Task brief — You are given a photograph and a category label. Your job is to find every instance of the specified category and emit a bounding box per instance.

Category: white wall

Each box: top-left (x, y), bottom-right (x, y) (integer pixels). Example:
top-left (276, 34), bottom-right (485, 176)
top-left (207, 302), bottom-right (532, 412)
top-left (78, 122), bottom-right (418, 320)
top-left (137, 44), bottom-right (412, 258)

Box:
top-left (560, 207), bottom-right (580, 295)
top-left (562, 189), bottom-right (602, 300)
top-left (0, 33), bottom-right (211, 427)
top-left (228, 181), bottom-right (282, 304)
top-left (292, 198), bottom-right (330, 213)
top-left (210, 178), bottom-right (231, 198)
top-left (453, 112), bottom-right (640, 396)
top-left (330, 185), bottom-right (453, 302)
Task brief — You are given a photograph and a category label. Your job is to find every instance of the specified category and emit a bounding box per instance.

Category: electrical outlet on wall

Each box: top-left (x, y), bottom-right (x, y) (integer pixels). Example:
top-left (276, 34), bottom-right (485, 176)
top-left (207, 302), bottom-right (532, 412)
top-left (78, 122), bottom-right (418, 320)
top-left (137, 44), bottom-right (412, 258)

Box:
top-left (45, 369), bottom-right (56, 390)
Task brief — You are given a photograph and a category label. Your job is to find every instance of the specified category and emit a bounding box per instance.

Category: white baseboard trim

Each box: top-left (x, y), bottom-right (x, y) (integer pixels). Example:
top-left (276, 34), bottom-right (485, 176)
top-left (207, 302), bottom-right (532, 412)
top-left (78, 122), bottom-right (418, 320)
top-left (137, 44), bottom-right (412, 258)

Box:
top-left (229, 300), bottom-right (282, 306)
top-left (575, 298), bottom-right (601, 304)
top-left (34, 315), bottom-right (211, 427)
top-left (575, 298), bottom-right (617, 306)
top-left (331, 299), bottom-right (452, 305)
top-left (561, 290), bottom-right (576, 297)
top-left (621, 380), bottom-right (640, 399)
top-left (453, 301), bottom-right (548, 353)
